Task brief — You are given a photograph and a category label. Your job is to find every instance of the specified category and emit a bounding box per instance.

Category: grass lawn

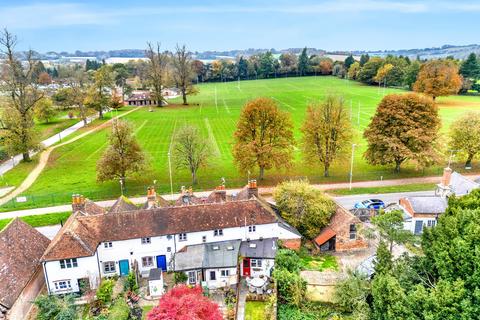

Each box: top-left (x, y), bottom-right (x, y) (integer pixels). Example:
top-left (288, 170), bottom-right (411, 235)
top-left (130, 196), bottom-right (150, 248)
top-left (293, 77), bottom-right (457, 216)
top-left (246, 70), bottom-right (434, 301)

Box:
top-left (299, 254), bottom-right (339, 272)
top-left (0, 211), bottom-right (71, 231)
top-left (245, 301), bottom-right (266, 320)
top-left (326, 182), bottom-right (436, 196)
top-left (35, 116), bottom-right (78, 141)
top-left (3, 76), bottom-right (480, 210)
top-left (142, 305), bottom-right (154, 319)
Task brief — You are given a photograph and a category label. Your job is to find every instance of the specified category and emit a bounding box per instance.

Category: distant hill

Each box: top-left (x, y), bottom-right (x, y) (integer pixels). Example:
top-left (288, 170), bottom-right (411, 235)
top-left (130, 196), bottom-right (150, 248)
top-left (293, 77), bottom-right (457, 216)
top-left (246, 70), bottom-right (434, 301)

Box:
top-left (8, 44), bottom-right (480, 61)
top-left (356, 44), bottom-right (480, 60)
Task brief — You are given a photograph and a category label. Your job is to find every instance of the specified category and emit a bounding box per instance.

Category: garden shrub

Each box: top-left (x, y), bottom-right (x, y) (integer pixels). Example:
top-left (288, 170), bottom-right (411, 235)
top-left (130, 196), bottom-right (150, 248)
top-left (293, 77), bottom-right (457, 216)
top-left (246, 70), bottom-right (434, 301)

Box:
top-left (35, 294), bottom-right (77, 320)
top-left (124, 271), bottom-right (139, 293)
top-left (107, 298), bottom-right (130, 320)
top-left (96, 279), bottom-right (115, 306)
top-left (273, 268), bottom-right (306, 307)
top-left (173, 271), bottom-right (188, 284)
top-left (276, 249), bottom-right (301, 272)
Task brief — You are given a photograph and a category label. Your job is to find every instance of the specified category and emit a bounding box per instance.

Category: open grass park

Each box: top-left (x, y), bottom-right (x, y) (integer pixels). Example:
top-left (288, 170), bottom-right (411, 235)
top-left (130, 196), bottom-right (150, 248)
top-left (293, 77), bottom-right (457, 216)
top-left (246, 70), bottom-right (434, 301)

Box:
top-left (3, 76), bottom-right (480, 210)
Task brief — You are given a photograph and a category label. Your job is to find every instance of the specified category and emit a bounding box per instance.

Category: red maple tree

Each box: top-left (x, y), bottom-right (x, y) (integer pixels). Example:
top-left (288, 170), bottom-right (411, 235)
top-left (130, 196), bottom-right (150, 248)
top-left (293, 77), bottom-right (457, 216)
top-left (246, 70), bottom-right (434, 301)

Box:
top-left (146, 285), bottom-right (223, 320)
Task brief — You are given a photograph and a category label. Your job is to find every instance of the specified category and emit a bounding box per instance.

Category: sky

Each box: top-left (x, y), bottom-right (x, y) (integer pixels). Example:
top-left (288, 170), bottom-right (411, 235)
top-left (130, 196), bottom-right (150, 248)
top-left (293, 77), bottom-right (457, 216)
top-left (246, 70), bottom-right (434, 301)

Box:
top-left (1, 0), bottom-right (479, 53)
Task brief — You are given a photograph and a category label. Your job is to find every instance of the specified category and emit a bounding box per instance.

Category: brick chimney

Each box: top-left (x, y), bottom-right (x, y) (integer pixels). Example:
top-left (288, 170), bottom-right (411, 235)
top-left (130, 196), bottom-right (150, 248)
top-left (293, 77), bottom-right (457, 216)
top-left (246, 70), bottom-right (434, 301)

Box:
top-left (146, 186), bottom-right (156, 208)
top-left (214, 185), bottom-right (227, 202)
top-left (441, 167), bottom-right (452, 187)
top-left (435, 167), bottom-right (453, 197)
top-left (72, 194), bottom-right (86, 212)
top-left (248, 180), bottom-right (258, 198)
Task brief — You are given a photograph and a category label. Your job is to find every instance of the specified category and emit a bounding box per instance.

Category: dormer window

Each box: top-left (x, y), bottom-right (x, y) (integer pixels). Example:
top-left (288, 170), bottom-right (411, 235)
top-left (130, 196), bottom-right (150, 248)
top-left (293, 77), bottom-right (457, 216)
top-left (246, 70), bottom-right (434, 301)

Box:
top-left (179, 233), bottom-right (187, 241)
top-left (248, 225), bottom-right (256, 233)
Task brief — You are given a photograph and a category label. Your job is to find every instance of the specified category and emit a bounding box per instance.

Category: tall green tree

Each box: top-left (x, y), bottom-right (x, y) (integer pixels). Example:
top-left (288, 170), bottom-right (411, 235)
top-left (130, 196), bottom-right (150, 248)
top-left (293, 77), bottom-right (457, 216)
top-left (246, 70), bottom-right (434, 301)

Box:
top-left (357, 57), bottom-right (384, 84)
top-left (112, 63), bottom-right (129, 103)
top-left (274, 180), bottom-right (335, 239)
top-left (403, 60), bottom-right (421, 89)
top-left (301, 95), bottom-right (353, 177)
top-left (298, 47), bottom-right (309, 76)
top-left (85, 65), bottom-right (114, 119)
top-left (96, 120), bottom-right (147, 187)
top-left (359, 54), bottom-right (370, 66)
top-left (34, 97), bottom-right (57, 123)
top-left (237, 56), bottom-right (248, 79)
top-left (344, 55), bottom-right (355, 70)
top-left (233, 97), bottom-right (294, 180)
top-left (0, 29), bottom-right (43, 161)
top-left (459, 53), bottom-right (480, 79)
top-left (364, 93), bottom-right (440, 172)
top-left (371, 210), bottom-right (413, 253)
top-left (259, 51), bottom-right (275, 78)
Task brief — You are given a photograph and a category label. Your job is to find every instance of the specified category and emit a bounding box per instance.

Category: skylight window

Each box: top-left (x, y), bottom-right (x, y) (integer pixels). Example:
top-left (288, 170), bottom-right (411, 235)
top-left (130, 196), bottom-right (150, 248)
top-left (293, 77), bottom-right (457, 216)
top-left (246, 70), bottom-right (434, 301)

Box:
top-left (227, 246), bottom-right (234, 251)
top-left (212, 245), bottom-right (220, 250)
top-left (249, 243), bottom-right (257, 248)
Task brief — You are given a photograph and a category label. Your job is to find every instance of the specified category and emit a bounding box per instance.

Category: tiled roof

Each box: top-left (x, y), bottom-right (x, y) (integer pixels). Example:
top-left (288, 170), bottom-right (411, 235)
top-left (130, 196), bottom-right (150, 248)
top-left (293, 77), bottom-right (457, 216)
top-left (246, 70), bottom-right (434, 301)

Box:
top-left (108, 196), bottom-right (138, 214)
top-left (314, 227), bottom-right (336, 247)
top-left (42, 199), bottom-right (282, 261)
top-left (0, 219), bottom-right (50, 309)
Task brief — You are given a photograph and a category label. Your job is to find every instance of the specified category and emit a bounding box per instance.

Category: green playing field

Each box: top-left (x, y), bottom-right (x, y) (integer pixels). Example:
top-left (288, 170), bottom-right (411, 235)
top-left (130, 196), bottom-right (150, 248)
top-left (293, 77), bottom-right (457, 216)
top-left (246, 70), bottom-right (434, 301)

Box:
top-left (3, 76), bottom-right (480, 210)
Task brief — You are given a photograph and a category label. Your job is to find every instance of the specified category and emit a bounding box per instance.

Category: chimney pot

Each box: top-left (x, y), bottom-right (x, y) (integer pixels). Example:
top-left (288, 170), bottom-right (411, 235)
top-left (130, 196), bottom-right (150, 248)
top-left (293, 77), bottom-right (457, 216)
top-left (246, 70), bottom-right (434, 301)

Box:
top-left (441, 167), bottom-right (452, 187)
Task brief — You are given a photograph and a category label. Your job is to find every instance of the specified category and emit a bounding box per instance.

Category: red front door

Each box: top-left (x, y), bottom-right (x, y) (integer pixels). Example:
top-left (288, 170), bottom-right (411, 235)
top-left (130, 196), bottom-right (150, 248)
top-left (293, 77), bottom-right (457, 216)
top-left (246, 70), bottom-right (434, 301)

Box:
top-left (243, 258), bottom-right (251, 276)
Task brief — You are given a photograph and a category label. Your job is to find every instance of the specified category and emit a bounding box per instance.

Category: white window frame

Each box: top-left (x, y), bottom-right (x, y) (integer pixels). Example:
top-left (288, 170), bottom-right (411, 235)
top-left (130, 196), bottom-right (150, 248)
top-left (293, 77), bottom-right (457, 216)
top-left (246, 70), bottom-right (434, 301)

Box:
top-left (251, 259), bottom-right (262, 268)
top-left (104, 242), bottom-right (113, 248)
top-left (179, 233), bottom-right (187, 241)
top-left (54, 280), bottom-right (71, 291)
top-left (60, 258), bottom-right (78, 269)
top-left (141, 237), bottom-right (151, 244)
top-left (103, 261), bottom-right (116, 274)
top-left (248, 225), bottom-right (256, 233)
top-left (213, 229), bottom-right (223, 237)
top-left (142, 256), bottom-right (154, 267)
top-left (221, 269), bottom-right (230, 277)
top-left (188, 271), bottom-right (196, 284)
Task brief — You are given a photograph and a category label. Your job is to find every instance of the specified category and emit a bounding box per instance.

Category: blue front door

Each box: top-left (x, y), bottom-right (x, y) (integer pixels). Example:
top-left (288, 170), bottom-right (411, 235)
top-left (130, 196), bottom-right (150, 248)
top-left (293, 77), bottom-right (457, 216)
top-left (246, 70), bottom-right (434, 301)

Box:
top-left (119, 259), bottom-right (129, 276)
top-left (156, 255), bottom-right (167, 271)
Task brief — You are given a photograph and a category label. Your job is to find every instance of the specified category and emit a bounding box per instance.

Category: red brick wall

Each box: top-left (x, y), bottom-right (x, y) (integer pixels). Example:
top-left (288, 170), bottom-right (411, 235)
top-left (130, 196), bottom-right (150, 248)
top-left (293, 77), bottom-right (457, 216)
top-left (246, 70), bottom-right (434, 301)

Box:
top-left (330, 207), bottom-right (368, 252)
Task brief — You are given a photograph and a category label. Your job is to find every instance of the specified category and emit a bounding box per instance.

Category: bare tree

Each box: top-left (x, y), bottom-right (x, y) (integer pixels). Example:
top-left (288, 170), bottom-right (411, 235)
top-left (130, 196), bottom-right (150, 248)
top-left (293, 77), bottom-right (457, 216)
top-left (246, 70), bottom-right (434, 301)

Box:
top-left (0, 29), bottom-right (43, 161)
top-left (172, 126), bottom-right (212, 184)
top-left (172, 44), bottom-right (196, 105)
top-left (145, 42), bottom-right (168, 107)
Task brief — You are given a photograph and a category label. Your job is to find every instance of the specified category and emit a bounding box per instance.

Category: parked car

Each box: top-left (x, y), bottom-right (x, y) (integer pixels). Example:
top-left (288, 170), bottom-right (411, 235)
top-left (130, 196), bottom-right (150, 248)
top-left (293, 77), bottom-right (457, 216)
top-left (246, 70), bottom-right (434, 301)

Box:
top-left (353, 199), bottom-right (385, 210)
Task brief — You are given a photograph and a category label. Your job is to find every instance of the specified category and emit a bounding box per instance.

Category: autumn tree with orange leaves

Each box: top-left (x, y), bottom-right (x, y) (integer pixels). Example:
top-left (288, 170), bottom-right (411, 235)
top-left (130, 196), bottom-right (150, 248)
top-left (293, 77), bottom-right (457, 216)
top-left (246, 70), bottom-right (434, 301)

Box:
top-left (413, 59), bottom-right (462, 100)
top-left (233, 97), bottom-right (295, 180)
top-left (364, 93), bottom-right (440, 173)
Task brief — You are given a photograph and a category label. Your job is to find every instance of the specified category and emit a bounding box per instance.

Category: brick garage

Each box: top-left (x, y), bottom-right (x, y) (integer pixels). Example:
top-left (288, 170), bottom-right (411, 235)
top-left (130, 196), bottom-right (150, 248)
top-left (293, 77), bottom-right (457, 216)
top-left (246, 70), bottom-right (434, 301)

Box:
top-left (313, 206), bottom-right (368, 252)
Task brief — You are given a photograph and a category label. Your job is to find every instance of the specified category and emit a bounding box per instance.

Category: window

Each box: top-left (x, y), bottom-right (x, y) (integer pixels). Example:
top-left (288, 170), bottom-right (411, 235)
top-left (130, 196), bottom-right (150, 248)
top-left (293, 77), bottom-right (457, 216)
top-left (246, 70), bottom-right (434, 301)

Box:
top-left (248, 225), bottom-right (256, 233)
top-left (103, 261), bottom-right (116, 274)
top-left (251, 259), bottom-right (262, 268)
top-left (349, 224), bottom-right (357, 240)
top-left (167, 247), bottom-right (171, 252)
top-left (188, 271), bottom-right (196, 284)
top-left (104, 242), bottom-right (113, 248)
top-left (221, 269), bottom-right (230, 277)
top-left (427, 220), bottom-right (437, 227)
top-left (227, 245), bottom-right (234, 251)
top-left (213, 229), bottom-right (223, 237)
top-left (60, 258), bottom-right (78, 269)
top-left (141, 237), bottom-right (151, 244)
top-left (210, 271), bottom-right (216, 280)
top-left (142, 256), bottom-right (154, 267)
top-left (54, 280), bottom-right (71, 291)
top-left (202, 235), bottom-right (207, 243)
top-left (179, 233), bottom-right (187, 241)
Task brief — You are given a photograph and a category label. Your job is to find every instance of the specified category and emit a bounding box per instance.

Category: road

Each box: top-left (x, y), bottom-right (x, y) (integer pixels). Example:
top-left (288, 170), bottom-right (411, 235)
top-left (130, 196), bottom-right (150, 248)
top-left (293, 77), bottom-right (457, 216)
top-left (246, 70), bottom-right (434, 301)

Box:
top-left (334, 190), bottom-right (436, 209)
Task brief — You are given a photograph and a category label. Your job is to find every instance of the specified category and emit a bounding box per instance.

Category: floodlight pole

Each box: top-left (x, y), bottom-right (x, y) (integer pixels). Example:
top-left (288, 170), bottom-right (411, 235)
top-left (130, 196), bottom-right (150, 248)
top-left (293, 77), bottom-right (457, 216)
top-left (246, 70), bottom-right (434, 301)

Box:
top-left (349, 144), bottom-right (357, 190)
top-left (168, 151), bottom-right (174, 199)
